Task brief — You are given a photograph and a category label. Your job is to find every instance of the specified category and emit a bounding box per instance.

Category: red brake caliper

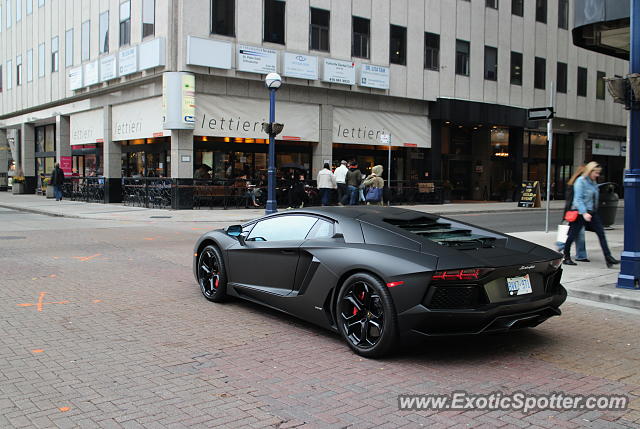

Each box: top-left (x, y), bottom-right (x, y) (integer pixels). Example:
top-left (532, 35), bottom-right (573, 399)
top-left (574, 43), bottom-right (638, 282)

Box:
top-left (214, 277), bottom-right (219, 288)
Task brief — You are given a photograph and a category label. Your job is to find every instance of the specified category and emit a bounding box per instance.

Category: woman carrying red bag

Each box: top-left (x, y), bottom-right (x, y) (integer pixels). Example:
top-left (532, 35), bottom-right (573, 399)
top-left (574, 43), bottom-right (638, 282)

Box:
top-left (563, 162), bottom-right (620, 268)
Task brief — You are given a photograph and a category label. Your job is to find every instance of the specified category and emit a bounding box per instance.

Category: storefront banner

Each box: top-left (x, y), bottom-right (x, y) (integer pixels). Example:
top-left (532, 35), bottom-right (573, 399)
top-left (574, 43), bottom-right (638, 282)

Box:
top-left (592, 139), bottom-right (623, 156)
top-left (119, 47), bottom-right (138, 76)
top-left (333, 107), bottom-right (431, 148)
top-left (100, 55), bottom-right (117, 81)
top-left (322, 58), bottom-right (355, 85)
top-left (283, 52), bottom-right (317, 80)
top-left (84, 61), bottom-right (99, 86)
top-left (358, 64), bottom-right (389, 89)
top-left (195, 95), bottom-right (319, 142)
top-left (68, 67), bottom-right (83, 90)
top-left (112, 97), bottom-right (168, 141)
top-left (60, 156), bottom-right (73, 177)
top-left (162, 72), bottom-right (196, 129)
top-left (70, 109), bottom-right (105, 145)
top-left (237, 44), bottom-right (277, 74)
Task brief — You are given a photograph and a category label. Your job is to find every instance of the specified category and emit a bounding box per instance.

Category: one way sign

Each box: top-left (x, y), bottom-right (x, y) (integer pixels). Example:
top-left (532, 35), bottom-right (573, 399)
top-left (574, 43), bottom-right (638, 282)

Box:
top-left (528, 107), bottom-right (554, 120)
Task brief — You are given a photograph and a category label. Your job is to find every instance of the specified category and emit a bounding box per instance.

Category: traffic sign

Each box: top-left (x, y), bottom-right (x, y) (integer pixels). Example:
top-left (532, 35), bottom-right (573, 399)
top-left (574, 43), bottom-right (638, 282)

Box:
top-left (380, 134), bottom-right (390, 144)
top-left (527, 107), bottom-right (554, 120)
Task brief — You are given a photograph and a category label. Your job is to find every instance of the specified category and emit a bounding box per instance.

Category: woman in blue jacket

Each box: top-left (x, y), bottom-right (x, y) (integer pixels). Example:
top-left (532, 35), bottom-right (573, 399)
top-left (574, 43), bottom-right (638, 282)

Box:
top-left (563, 162), bottom-right (620, 268)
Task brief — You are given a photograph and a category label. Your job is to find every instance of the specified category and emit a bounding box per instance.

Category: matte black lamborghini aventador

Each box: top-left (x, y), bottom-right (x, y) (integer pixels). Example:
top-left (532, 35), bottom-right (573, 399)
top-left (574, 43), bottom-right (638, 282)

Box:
top-left (193, 206), bottom-right (566, 357)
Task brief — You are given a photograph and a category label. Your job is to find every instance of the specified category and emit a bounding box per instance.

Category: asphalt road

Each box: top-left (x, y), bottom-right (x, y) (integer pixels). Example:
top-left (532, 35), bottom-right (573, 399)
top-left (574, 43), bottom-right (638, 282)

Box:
top-left (1, 207), bottom-right (639, 428)
top-left (446, 207), bottom-right (625, 233)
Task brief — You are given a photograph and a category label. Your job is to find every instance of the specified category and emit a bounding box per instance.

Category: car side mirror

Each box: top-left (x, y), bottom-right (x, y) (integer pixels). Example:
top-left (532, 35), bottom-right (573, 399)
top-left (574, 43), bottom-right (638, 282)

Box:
top-left (225, 225), bottom-right (243, 236)
top-left (332, 232), bottom-right (344, 240)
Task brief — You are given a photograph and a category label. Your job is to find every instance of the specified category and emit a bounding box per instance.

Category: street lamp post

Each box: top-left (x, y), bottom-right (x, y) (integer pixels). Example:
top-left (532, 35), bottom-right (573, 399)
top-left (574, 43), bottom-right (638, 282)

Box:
top-left (618, 0), bottom-right (640, 289)
top-left (264, 73), bottom-right (282, 215)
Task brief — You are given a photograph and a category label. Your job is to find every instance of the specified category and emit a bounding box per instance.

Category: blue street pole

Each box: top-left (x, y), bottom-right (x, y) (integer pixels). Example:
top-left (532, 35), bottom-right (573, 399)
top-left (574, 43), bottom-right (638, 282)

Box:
top-left (265, 88), bottom-right (278, 215)
top-left (618, 0), bottom-right (640, 289)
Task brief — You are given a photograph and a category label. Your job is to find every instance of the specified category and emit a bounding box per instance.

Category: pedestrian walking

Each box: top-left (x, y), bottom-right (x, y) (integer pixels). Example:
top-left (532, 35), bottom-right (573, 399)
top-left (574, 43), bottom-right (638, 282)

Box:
top-left (334, 160), bottom-right (349, 205)
top-left (556, 166), bottom-right (589, 261)
top-left (51, 163), bottom-right (65, 201)
top-left (316, 163), bottom-right (337, 206)
top-left (363, 165), bottom-right (385, 206)
top-left (345, 161), bottom-right (362, 205)
top-left (563, 162), bottom-right (620, 268)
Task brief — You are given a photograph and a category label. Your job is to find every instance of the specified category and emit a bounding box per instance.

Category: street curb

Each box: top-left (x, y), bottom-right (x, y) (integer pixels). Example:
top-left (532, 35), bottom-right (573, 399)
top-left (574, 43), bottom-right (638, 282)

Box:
top-left (0, 203), bottom-right (83, 219)
top-left (567, 288), bottom-right (640, 310)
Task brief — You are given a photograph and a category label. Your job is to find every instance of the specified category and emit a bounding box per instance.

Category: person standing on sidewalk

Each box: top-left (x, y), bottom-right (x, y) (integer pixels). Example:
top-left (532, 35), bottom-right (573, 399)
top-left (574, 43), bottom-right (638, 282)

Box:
top-left (363, 165), bottom-right (385, 206)
top-left (563, 162), bottom-right (620, 268)
top-left (346, 161), bottom-right (362, 205)
top-left (51, 163), bottom-right (65, 201)
top-left (557, 166), bottom-right (589, 261)
top-left (334, 160), bottom-right (349, 205)
top-left (316, 163), bottom-right (336, 206)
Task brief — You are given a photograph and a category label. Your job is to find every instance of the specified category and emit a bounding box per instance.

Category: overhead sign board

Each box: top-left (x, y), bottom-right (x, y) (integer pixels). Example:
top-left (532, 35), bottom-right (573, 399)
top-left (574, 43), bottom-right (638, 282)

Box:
top-left (100, 55), bottom-right (117, 81)
top-left (119, 47), bottom-right (138, 76)
top-left (68, 67), bottom-right (83, 90)
top-left (358, 64), bottom-right (389, 89)
top-left (592, 139), bottom-right (624, 156)
top-left (237, 44), bottom-right (277, 74)
top-left (282, 52), bottom-right (317, 80)
top-left (322, 58), bottom-right (356, 85)
top-left (84, 61), bottom-right (99, 86)
top-left (70, 109), bottom-right (104, 145)
top-left (527, 107), bottom-right (554, 120)
top-left (186, 36), bottom-right (231, 70)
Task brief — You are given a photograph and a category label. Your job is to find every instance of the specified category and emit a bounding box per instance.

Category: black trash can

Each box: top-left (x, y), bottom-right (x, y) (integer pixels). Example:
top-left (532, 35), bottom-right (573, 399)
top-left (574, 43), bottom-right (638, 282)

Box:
top-left (597, 182), bottom-right (619, 227)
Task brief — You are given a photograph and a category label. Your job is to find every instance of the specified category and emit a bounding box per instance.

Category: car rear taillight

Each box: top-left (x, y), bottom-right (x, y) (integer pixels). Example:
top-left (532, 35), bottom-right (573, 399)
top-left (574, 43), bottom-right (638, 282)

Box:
top-left (549, 258), bottom-right (563, 269)
top-left (432, 268), bottom-right (492, 281)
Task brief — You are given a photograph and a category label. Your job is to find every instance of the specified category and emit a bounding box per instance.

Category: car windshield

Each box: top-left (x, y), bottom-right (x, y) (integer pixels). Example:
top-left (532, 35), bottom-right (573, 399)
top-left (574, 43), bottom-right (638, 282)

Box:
top-left (384, 217), bottom-right (496, 249)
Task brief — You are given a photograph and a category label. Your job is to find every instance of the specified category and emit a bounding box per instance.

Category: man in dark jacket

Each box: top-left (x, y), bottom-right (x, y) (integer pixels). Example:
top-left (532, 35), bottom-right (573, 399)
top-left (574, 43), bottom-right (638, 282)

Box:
top-left (51, 163), bottom-right (65, 201)
top-left (345, 162), bottom-right (362, 205)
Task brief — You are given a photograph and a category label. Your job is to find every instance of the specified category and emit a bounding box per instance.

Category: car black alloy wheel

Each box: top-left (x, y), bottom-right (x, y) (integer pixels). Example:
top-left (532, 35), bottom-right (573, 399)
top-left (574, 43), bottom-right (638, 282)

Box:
top-left (198, 245), bottom-right (227, 302)
top-left (337, 273), bottom-right (397, 358)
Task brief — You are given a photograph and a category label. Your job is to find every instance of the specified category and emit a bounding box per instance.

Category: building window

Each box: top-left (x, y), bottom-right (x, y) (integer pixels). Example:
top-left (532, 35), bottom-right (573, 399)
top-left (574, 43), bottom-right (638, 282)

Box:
top-left (536, 0), bottom-right (546, 23)
top-left (484, 46), bottom-right (497, 80)
top-left (263, 0), bottom-right (285, 44)
top-left (510, 51), bottom-right (522, 85)
top-left (99, 11), bottom-right (109, 53)
top-left (486, 0), bottom-right (498, 9)
top-left (577, 66), bottom-right (587, 97)
top-left (16, 0), bottom-right (21, 21)
top-left (557, 62), bottom-right (567, 93)
top-left (558, 0), bottom-right (569, 29)
top-left (352, 16), bottom-right (369, 59)
top-left (119, 0), bottom-right (131, 46)
top-left (38, 43), bottom-right (45, 77)
top-left (65, 29), bottom-right (73, 67)
top-left (596, 71), bottom-right (606, 100)
top-left (16, 55), bottom-right (22, 86)
top-left (142, 0), bottom-right (154, 38)
top-left (38, 0), bottom-right (43, 6)
top-left (456, 40), bottom-right (470, 76)
top-left (82, 20), bottom-right (90, 61)
top-left (6, 0), bottom-right (11, 28)
top-left (51, 36), bottom-right (59, 72)
top-left (211, 0), bottom-right (234, 36)
top-left (27, 49), bottom-right (33, 82)
top-left (424, 32), bottom-right (440, 70)
top-left (310, 8), bottom-right (329, 51)
top-left (534, 57), bottom-right (546, 89)
top-left (6, 60), bottom-right (12, 89)
top-left (0, 5), bottom-right (2, 33)
top-left (0, 65), bottom-right (2, 92)
top-left (26, 0), bottom-right (32, 15)
top-left (390, 25), bottom-right (407, 65)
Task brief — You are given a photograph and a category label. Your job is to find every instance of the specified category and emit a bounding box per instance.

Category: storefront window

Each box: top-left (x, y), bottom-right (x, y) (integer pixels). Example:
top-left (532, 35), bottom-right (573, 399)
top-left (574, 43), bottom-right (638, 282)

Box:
top-left (35, 124), bottom-right (56, 181)
top-left (120, 137), bottom-right (170, 177)
top-left (490, 127), bottom-right (509, 157)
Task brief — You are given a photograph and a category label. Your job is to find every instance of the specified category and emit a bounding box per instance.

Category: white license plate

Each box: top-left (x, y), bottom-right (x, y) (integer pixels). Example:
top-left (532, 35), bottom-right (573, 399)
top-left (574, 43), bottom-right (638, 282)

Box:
top-left (507, 275), bottom-right (532, 296)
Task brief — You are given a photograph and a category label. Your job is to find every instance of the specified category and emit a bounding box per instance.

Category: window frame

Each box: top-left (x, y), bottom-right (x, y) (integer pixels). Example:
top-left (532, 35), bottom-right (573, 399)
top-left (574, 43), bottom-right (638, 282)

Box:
top-left (99, 11), bottom-right (109, 54)
top-left (26, 0), bottom-right (32, 15)
top-left (577, 67), bottom-right (588, 97)
top-left (309, 7), bottom-right (330, 52)
top-left (38, 42), bottom-right (45, 77)
top-left (558, 0), bottom-right (569, 29)
top-left (352, 16), bottom-right (370, 59)
top-left (6, 0), bottom-right (11, 29)
top-left (26, 49), bottom-right (33, 82)
top-left (51, 35), bottom-right (59, 72)
top-left (534, 57), bottom-right (546, 90)
top-left (81, 20), bottom-right (91, 62)
top-left (6, 59), bottom-right (12, 89)
top-left (65, 28), bottom-right (74, 68)
top-left (16, 0), bottom-right (21, 21)
top-left (484, 45), bottom-right (498, 81)
top-left (455, 39), bottom-right (470, 76)
top-left (424, 32), bottom-right (440, 71)
top-left (210, 0), bottom-right (235, 37)
top-left (486, 0), bottom-right (498, 9)
top-left (142, 0), bottom-right (155, 39)
top-left (16, 55), bottom-right (22, 86)
top-left (596, 71), bottom-right (606, 100)
top-left (556, 61), bottom-right (567, 93)
top-left (263, 0), bottom-right (285, 45)
top-left (536, 0), bottom-right (547, 23)
top-left (390, 24), bottom-right (407, 65)
top-left (119, 0), bottom-right (131, 47)
top-left (510, 51), bottom-right (522, 85)
top-left (511, 0), bottom-right (523, 16)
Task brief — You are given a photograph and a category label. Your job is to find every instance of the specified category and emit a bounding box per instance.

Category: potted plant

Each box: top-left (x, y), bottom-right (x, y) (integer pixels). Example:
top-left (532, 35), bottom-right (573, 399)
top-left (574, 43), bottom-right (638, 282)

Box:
top-left (43, 177), bottom-right (55, 198)
top-left (12, 174), bottom-right (25, 195)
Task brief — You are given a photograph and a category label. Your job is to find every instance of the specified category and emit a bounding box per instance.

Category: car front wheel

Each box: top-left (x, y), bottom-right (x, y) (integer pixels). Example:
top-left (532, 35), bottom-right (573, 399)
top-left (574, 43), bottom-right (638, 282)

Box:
top-left (337, 272), bottom-right (397, 358)
top-left (197, 245), bottom-right (227, 302)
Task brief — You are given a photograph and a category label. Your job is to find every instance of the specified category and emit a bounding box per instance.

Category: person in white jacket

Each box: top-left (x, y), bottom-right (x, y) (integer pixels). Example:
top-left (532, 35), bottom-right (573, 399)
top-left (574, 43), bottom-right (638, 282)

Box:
top-left (317, 163), bottom-right (337, 206)
top-left (334, 160), bottom-right (349, 205)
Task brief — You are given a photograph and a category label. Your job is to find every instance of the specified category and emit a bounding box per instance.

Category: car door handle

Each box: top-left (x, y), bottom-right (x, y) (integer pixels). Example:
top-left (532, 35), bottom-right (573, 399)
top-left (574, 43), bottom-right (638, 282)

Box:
top-left (280, 250), bottom-right (296, 255)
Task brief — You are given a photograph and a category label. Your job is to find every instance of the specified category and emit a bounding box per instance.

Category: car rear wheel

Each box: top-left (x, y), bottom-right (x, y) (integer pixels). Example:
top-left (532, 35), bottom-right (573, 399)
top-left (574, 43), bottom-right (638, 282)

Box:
top-left (198, 245), bottom-right (227, 302)
top-left (337, 272), bottom-right (397, 358)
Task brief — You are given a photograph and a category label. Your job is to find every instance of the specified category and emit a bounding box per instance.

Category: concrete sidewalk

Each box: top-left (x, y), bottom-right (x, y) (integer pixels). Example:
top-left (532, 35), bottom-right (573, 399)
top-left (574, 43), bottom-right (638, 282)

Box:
top-left (1, 191), bottom-right (637, 310)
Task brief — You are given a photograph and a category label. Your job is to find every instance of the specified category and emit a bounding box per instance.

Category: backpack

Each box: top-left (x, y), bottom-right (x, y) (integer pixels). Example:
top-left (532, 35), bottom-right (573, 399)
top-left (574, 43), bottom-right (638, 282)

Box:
top-left (365, 186), bottom-right (383, 203)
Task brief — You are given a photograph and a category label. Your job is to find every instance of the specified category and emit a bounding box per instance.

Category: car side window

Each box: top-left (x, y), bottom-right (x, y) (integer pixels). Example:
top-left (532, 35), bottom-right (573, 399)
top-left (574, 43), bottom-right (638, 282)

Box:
top-left (306, 219), bottom-right (334, 239)
top-left (247, 215), bottom-right (318, 242)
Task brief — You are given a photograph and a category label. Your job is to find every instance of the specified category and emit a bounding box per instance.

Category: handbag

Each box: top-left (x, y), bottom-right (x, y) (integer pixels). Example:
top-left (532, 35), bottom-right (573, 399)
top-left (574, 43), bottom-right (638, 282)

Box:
top-left (556, 224), bottom-right (569, 244)
top-left (564, 210), bottom-right (579, 222)
top-left (365, 187), bottom-right (383, 203)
